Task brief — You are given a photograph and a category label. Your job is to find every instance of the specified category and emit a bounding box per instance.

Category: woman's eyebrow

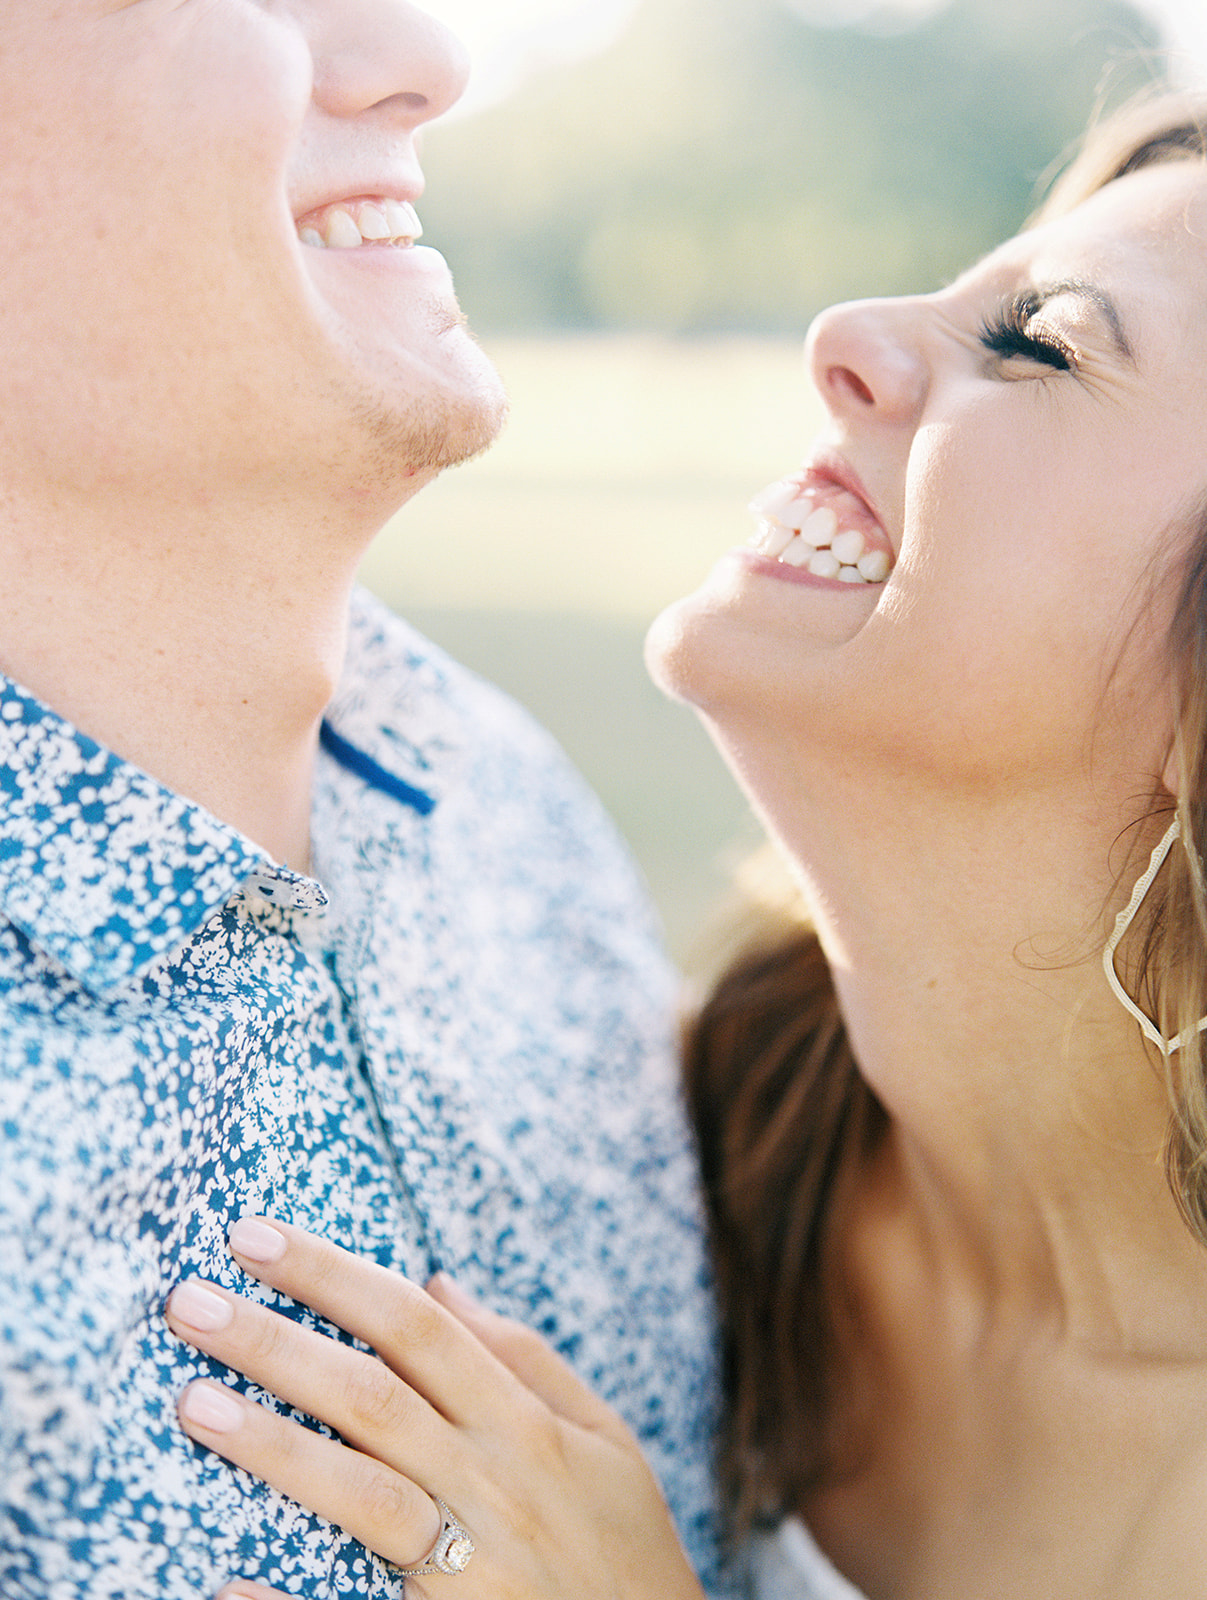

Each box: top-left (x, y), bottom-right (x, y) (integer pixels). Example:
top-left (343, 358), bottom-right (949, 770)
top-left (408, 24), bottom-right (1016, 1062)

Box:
top-left (1033, 277), bottom-right (1136, 364)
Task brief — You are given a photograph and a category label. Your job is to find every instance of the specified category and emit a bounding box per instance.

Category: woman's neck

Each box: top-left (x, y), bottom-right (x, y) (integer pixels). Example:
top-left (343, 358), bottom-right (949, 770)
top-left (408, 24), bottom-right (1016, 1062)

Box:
top-left (729, 741), bottom-right (1207, 1359)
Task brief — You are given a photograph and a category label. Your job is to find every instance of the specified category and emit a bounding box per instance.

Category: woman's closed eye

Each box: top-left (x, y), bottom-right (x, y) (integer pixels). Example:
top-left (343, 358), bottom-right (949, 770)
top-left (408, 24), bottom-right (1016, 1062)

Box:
top-left (979, 293), bottom-right (1075, 372)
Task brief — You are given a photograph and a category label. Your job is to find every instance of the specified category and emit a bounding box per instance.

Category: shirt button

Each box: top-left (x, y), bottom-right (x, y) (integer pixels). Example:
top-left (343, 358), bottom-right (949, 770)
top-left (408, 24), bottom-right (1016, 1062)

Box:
top-left (242, 872), bottom-right (329, 913)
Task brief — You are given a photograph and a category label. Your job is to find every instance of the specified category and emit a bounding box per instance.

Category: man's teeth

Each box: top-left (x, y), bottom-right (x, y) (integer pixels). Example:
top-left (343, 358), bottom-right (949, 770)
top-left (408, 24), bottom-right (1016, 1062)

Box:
top-left (298, 198), bottom-right (423, 250)
top-left (747, 478), bottom-right (893, 585)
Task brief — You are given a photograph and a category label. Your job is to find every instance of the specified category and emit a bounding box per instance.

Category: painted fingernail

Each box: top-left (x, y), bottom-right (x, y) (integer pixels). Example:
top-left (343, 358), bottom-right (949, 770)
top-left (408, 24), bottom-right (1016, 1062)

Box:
top-left (169, 1281), bottom-right (234, 1333)
top-left (229, 1217), bottom-right (287, 1263)
top-left (180, 1382), bottom-right (244, 1434)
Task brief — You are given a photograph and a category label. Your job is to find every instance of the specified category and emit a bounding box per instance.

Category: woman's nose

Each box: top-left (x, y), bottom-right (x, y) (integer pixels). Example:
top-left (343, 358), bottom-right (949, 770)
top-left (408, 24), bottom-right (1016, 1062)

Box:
top-left (805, 298), bottom-right (930, 426)
top-left (309, 0), bottom-right (471, 128)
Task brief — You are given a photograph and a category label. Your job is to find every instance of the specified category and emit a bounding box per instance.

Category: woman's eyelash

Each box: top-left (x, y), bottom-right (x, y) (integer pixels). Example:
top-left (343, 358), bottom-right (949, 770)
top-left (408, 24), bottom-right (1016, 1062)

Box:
top-left (979, 296), bottom-right (1074, 371)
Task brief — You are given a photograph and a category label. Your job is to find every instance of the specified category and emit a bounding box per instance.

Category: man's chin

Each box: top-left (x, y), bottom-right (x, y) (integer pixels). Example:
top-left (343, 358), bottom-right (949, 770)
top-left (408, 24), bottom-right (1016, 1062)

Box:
top-left (404, 379), bottom-right (508, 478)
top-left (436, 354), bottom-right (510, 471)
top-left (352, 342), bottom-right (508, 482)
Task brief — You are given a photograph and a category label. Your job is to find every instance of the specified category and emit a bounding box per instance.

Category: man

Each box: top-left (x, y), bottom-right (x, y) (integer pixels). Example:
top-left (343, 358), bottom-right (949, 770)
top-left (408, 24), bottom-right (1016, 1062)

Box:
top-left (0, 3), bottom-right (732, 1595)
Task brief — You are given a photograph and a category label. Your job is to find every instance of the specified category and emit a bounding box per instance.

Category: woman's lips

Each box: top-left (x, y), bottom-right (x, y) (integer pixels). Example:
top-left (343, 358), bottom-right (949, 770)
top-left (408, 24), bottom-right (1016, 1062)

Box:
top-left (747, 467), bottom-right (894, 585)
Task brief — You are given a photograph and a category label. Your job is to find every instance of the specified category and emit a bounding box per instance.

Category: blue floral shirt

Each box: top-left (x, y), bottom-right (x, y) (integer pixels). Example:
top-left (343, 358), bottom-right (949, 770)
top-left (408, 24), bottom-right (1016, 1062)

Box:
top-left (0, 591), bottom-right (735, 1599)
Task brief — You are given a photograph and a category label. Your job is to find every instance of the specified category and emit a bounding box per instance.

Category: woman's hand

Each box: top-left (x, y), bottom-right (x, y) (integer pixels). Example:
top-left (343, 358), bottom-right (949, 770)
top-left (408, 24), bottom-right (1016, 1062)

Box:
top-left (166, 1217), bottom-right (706, 1600)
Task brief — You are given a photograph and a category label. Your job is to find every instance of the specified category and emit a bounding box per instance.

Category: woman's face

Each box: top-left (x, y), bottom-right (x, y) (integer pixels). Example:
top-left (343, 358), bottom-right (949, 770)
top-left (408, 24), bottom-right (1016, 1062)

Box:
top-left (648, 160), bottom-right (1207, 809)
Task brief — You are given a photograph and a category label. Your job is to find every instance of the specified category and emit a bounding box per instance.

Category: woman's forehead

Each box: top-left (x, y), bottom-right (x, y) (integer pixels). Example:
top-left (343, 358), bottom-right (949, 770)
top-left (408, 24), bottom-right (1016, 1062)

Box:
top-left (960, 162), bottom-right (1207, 327)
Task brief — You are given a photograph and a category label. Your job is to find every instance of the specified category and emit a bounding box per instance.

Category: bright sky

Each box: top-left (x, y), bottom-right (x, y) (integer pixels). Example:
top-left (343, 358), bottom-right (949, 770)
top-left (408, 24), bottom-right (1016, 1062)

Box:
top-left (422, 0), bottom-right (642, 112)
top-left (423, 0), bottom-right (1207, 112)
top-left (1143, 0), bottom-right (1207, 77)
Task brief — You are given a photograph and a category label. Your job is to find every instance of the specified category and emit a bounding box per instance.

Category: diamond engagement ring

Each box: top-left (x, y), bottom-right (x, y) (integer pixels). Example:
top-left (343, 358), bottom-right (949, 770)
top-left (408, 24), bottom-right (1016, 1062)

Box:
top-left (398, 1496), bottom-right (476, 1579)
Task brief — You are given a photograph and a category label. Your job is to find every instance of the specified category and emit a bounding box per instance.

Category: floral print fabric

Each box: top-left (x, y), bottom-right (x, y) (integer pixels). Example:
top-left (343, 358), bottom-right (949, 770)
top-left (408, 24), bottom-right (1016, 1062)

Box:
top-left (0, 591), bottom-right (734, 1599)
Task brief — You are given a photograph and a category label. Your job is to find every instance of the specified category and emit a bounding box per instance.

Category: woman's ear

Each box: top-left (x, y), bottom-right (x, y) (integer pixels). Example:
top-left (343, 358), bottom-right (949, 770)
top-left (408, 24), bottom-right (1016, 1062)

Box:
top-left (1163, 738), bottom-right (1183, 802)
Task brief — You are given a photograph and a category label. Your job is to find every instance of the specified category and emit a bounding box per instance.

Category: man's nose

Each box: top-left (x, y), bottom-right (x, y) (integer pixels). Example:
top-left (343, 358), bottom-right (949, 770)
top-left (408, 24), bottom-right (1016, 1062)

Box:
top-left (308, 0), bottom-right (471, 130)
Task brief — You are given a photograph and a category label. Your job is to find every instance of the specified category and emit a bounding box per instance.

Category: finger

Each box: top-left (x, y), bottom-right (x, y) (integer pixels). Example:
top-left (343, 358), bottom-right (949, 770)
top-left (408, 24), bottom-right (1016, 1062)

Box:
top-left (177, 1379), bottom-right (442, 1569)
top-left (426, 1275), bottom-right (633, 1444)
top-left (225, 1216), bottom-right (540, 1431)
top-left (165, 1278), bottom-right (449, 1480)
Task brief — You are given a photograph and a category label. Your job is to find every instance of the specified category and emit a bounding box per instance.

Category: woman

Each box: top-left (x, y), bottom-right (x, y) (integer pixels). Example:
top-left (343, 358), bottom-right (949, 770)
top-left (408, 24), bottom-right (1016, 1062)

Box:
top-left (166, 91), bottom-right (1207, 1598)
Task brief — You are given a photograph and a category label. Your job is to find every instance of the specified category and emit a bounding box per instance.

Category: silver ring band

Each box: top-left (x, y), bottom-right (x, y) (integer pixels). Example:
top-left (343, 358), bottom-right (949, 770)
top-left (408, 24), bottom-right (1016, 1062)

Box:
top-left (398, 1496), bottom-right (476, 1578)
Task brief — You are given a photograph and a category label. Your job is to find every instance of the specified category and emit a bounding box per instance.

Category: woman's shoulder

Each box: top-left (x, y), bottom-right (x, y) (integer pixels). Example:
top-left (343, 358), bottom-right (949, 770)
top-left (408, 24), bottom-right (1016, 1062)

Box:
top-left (748, 1518), bottom-right (871, 1600)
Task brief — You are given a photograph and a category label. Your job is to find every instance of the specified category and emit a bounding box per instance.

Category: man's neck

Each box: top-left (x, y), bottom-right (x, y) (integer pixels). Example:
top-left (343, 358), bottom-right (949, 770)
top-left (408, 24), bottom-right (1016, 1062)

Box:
top-left (0, 489), bottom-right (387, 870)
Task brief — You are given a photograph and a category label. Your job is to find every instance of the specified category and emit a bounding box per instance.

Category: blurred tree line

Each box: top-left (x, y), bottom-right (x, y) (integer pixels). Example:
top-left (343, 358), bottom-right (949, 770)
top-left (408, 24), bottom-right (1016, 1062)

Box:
top-left (419, 0), bottom-right (1160, 333)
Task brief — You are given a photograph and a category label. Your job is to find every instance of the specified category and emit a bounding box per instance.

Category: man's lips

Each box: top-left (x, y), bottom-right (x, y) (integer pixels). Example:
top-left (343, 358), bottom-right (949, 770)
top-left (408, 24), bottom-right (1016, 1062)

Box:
top-left (295, 196), bottom-right (423, 250)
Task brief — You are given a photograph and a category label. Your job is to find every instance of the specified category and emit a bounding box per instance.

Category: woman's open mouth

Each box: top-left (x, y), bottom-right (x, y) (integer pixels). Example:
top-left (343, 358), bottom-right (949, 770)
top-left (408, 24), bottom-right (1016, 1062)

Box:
top-left (747, 468), bottom-right (894, 586)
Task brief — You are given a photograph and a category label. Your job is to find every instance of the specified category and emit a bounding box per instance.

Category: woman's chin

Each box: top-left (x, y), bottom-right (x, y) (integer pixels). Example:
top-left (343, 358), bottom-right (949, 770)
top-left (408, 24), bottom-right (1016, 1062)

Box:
top-left (644, 550), bottom-right (879, 718)
top-left (643, 586), bottom-right (760, 717)
top-left (644, 594), bottom-right (698, 705)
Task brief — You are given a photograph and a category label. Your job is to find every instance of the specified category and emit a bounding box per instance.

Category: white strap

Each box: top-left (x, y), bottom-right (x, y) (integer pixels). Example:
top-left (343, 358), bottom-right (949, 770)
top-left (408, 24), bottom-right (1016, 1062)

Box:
top-left (1102, 816), bottom-right (1207, 1056)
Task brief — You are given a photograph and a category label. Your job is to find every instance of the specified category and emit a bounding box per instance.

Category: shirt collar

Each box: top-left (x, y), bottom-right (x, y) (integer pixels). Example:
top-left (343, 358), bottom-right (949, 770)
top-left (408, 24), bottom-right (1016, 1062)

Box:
top-left (0, 594), bottom-right (444, 995)
top-left (0, 680), bottom-right (314, 994)
top-left (322, 591), bottom-right (464, 809)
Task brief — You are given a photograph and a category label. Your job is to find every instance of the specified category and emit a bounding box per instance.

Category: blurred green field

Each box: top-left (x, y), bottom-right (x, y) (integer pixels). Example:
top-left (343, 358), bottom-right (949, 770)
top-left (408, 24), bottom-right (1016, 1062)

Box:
top-left (358, 334), bottom-right (823, 964)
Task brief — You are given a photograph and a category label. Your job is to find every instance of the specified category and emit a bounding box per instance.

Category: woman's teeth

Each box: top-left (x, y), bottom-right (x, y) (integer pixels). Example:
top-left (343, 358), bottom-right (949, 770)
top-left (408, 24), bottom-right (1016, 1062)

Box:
top-left (297, 198), bottom-right (423, 250)
top-left (747, 477), bottom-right (892, 585)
